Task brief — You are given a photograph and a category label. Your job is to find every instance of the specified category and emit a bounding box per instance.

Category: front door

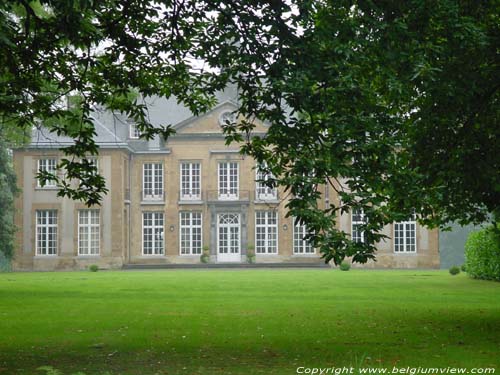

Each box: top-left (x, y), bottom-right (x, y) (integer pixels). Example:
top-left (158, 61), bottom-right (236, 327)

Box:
top-left (217, 213), bottom-right (241, 262)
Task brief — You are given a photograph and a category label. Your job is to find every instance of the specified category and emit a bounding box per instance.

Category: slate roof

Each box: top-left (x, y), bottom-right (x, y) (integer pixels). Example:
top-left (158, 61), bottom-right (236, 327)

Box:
top-left (27, 85), bottom-right (239, 153)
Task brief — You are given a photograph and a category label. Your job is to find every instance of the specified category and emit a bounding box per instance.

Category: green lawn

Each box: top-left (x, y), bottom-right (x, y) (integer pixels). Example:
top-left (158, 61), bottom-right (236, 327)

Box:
top-left (0, 270), bottom-right (499, 375)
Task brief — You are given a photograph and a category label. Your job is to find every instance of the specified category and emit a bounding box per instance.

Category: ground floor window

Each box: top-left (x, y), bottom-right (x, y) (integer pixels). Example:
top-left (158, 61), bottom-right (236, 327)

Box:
top-left (351, 208), bottom-right (366, 243)
top-left (78, 210), bottom-right (100, 255)
top-left (255, 211), bottom-right (278, 254)
top-left (293, 218), bottom-right (314, 254)
top-left (143, 212), bottom-right (164, 255)
top-left (394, 213), bottom-right (417, 253)
top-left (180, 212), bottom-right (202, 255)
top-left (36, 210), bottom-right (58, 255)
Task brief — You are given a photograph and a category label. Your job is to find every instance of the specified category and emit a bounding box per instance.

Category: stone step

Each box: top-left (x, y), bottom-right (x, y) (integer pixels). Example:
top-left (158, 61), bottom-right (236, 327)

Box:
top-left (123, 262), bottom-right (330, 270)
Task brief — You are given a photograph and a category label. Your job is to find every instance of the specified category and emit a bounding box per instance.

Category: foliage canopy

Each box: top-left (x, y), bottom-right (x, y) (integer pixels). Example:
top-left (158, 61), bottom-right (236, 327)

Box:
top-left (465, 225), bottom-right (500, 281)
top-left (0, 128), bottom-right (19, 260)
top-left (1, 0), bottom-right (498, 264)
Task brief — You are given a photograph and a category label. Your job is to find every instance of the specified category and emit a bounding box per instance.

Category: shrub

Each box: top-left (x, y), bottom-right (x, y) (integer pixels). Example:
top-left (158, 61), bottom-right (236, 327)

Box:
top-left (37, 366), bottom-right (63, 375)
top-left (0, 251), bottom-right (11, 272)
top-left (200, 254), bottom-right (210, 263)
top-left (247, 244), bottom-right (256, 264)
top-left (88, 264), bottom-right (98, 272)
top-left (200, 246), bottom-right (210, 263)
top-left (449, 265), bottom-right (460, 275)
top-left (339, 261), bottom-right (351, 271)
top-left (37, 366), bottom-right (111, 375)
top-left (465, 226), bottom-right (500, 281)
top-left (461, 264), bottom-right (467, 272)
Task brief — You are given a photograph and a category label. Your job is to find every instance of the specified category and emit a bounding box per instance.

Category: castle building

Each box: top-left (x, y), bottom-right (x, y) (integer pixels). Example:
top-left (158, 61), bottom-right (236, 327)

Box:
top-left (12, 93), bottom-right (439, 271)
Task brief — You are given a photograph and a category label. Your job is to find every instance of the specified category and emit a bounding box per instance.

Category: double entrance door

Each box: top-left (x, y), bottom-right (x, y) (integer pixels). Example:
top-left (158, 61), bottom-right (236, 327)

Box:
top-left (217, 213), bottom-right (240, 262)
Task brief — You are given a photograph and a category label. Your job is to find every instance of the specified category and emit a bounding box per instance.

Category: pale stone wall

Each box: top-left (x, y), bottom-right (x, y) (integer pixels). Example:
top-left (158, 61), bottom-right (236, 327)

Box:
top-left (333, 182), bottom-right (439, 269)
top-left (12, 104), bottom-right (439, 270)
top-left (12, 150), bottom-right (127, 271)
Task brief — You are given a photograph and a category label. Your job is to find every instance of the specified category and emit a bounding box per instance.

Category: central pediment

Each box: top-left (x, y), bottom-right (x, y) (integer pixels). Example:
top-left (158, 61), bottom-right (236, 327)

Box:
top-left (173, 100), bottom-right (268, 135)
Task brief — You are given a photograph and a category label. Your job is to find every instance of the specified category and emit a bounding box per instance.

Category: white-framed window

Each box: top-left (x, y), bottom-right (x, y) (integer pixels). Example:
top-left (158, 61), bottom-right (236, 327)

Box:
top-left (84, 157), bottom-right (99, 171)
top-left (36, 210), bottom-right (58, 255)
top-left (78, 210), bottom-right (100, 255)
top-left (218, 162), bottom-right (238, 200)
top-left (179, 212), bottom-right (202, 255)
top-left (142, 212), bottom-right (164, 255)
top-left (255, 211), bottom-right (278, 254)
top-left (255, 163), bottom-right (277, 200)
top-left (78, 157), bottom-right (99, 180)
top-left (129, 122), bottom-right (141, 139)
top-left (351, 208), bottom-right (366, 243)
top-left (394, 212), bottom-right (417, 253)
top-left (294, 170), bottom-right (317, 200)
top-left (293, 218), bottom-right (314, 254)
top-left (37, 158), bottom-right (57, 187)
top-left (143, 163), bottom-right (163, 200)
top-left (180, 162), bottom-right (201, 200)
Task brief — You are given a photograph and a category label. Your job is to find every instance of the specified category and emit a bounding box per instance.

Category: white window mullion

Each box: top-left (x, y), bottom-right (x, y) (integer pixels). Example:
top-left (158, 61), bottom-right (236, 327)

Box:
top-left (86, 211), bottom-right (91, 254)
top-left (219, 163), bottom-right (227, 198)
top-left (129, 122), bottom-right (141, 139)
top-left (230, 162), bottom-right (238, 197)
top-left (351, 208), bottom-right (366, 243)
top-left (394, 213), bottom-right (417, 253)
top-left (402, 223), bottom-right (406, 251)
top-left (143, 212), bottom-right (164, 255)
top-left (37, 159), bottom-right (57, 188)
top-left (78, 210), bottom-right (100, 256)
top-left (255, 163), bottom-right (277, 200)
top-left (180, 163), bottom-right (201, 200)
top-left (179, 212), bottom-right (202, 255)
top-left (36, 210), bottom-right (57, 256)
top-left (143, 163), bottom-right (163, 201)
top-left (293, 218), bottom-right (314, 254)
top-left (218, 162), bottom-right (238, 200)
top-left (256, 211), bottom-right (277, 254)
top-left (143, 164), bottom-right (150, 198)
top-left (192, 163), bottom-right (200, 198)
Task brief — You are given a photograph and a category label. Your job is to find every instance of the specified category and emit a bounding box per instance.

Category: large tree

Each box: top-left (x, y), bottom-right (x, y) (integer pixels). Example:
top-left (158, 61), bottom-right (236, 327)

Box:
top-left (1, 0), bottom-right (498, 264)
top-left (0, 127), bottom-right (21, 262)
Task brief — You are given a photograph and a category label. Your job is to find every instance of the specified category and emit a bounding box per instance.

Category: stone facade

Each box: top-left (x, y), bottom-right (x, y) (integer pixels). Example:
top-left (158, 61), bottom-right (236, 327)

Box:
top-left (12, 99), bottom-right (439, 271)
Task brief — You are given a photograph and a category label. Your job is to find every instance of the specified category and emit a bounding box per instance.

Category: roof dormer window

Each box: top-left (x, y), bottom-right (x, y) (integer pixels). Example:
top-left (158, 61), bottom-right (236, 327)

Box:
top-left (129, 122), bottom-right (142, 139)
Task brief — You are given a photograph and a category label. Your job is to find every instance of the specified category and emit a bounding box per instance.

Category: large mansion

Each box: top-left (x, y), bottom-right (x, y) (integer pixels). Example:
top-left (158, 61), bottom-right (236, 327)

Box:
top-left (12, 92), bottom-right (439, 271)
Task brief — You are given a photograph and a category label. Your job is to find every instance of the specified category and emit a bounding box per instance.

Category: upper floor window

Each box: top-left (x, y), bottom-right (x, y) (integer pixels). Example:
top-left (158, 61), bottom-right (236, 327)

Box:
top-left (129, 122), bottom-right (142, 139)
top-left (180, 162), bottom-right (201, 200)
top-left (394, 212), bottom-right (417, 253)
top-left (36, 210), bottom-right (58, 255)
top-left (218, 162), bottom-right (238, 200)
top-left (143, 163), bottom-right (164, 201)
top-left (80, 157), bottom-right (99, 177)
top-left (255, 211), bottom-right (278, 254)
top-left (37, 158), bottom-right (57, 188)
top-left (84, 157), bottom-right (98, 169)
top-left (351, 208), bottom-right (366, 243)
top-left (294, 170), bottom-right (316, 200)
top-left (255, 163), bottom-right (277, 200)
top-left (78, 210), bottom-right (100, 256)
top-left (293, 218), bottom-right (314, 254)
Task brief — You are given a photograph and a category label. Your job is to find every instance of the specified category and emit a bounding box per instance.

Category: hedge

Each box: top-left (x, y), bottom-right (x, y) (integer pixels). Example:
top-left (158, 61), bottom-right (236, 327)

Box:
top-left (464, 226), bottom-right (500, 281)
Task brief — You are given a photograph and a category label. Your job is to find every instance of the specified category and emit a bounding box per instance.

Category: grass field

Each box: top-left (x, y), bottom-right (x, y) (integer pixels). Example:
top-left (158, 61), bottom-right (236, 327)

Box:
top-left (0, 269), bottom-right (499, 375)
